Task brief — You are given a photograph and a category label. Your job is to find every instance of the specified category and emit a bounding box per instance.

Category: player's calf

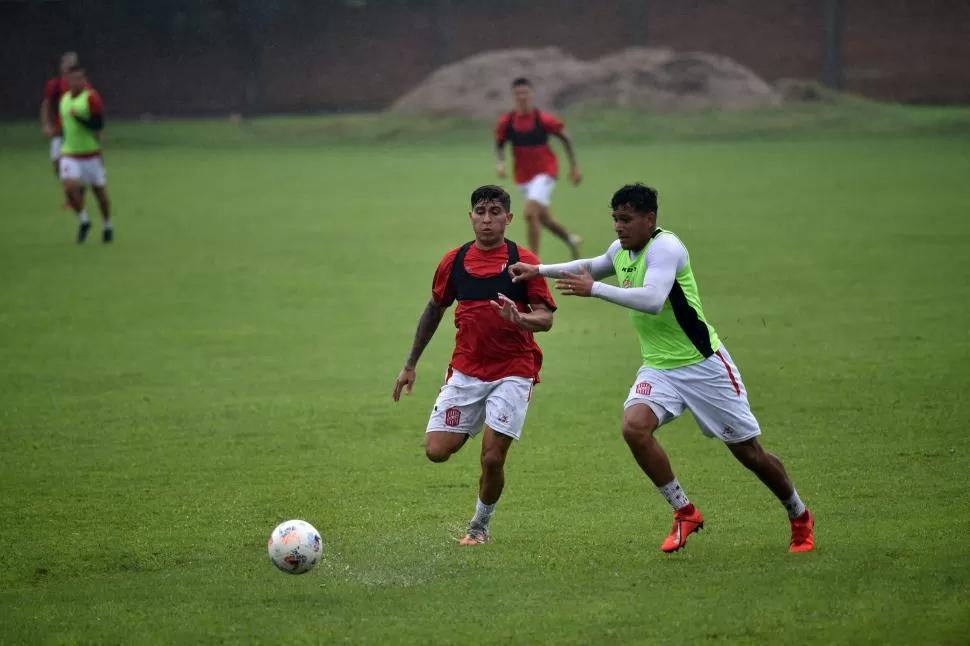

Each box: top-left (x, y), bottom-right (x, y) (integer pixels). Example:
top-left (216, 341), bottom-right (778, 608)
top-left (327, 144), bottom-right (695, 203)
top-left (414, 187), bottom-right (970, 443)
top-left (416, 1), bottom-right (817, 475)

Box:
top-left (727, 438), bottom-right (814, 552)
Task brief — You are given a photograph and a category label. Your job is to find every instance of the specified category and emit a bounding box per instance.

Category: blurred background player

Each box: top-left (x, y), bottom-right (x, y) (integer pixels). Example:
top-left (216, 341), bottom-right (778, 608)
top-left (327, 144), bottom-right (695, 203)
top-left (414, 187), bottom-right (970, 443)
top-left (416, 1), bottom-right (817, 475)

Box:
top-left (393, 185), bottom-right (556, 546)
top-left (40, 51), bottom-right (81, 206)
top-left (495, 77), bottom-right (583, 259)
top-left (59, 63), bottom-right (112, 244)
top-left (508, 183), bottom-right (814, 554)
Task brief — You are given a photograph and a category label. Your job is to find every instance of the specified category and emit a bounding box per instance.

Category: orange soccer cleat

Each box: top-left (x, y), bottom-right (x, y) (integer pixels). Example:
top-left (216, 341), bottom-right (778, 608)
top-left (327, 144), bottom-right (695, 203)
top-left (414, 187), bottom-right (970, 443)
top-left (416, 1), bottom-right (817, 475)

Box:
top-left (458, 526), bottom-right (490, 546)
top-left (789, 509), bottom-right (815, 553)
top-left (661, 504), bottom-right (705, 553)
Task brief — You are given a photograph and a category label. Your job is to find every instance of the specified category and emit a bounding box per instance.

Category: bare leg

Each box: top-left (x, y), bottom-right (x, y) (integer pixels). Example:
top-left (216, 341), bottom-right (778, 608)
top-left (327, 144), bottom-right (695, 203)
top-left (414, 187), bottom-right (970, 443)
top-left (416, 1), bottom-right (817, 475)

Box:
top-left (479, 426), bottom-right (514, 505)
top-left (424, 431), bottom-right (469, 463)
top-left (538, 205), bottom-right (572, 244)
top-left (522, 200), bottom-right (543, 254)
top-left (92, 186), bottom-right (111, 223)
top-left (621, 403), bottom-right (675, 486)
top-left (726, 438), bottom-right (795, 501)
top-left (63, 180), bottom-right (84, 215)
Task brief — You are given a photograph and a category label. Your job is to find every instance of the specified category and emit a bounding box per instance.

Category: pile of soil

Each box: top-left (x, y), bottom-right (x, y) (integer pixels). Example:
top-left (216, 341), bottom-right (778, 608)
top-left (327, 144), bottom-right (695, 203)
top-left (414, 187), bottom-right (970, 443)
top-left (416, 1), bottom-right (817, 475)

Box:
top-left (390, 47), bottom-right (783, 118)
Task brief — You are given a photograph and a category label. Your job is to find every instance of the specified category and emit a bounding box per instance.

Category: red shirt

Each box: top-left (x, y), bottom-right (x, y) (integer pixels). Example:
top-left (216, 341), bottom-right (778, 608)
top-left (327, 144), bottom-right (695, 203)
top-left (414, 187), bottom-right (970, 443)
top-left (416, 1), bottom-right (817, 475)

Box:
top-left (495, 110), bottom-right (564, 184)
top-left (432, 243), bottom-right (556, 382)
top-left (44, 77), bottom-right (69, 134)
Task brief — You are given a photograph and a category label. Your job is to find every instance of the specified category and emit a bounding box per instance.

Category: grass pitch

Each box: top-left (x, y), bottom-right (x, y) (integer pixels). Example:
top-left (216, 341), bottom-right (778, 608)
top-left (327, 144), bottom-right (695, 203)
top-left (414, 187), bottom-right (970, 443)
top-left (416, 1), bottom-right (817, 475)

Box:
top-left (1, 109), bottom-right (969, 644)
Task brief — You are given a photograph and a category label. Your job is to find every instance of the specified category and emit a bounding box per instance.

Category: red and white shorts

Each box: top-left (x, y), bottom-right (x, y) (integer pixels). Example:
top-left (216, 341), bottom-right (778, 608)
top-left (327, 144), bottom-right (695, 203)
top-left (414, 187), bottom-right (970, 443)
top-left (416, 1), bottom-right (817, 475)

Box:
top-left (517, 174), bottom-right (556, 207)
top-left (426, 369), bottom-right (534, 440)
top-left (60, 156), bottom-right (106, 187)
top-left (624, 345), bottom-right (762, 444)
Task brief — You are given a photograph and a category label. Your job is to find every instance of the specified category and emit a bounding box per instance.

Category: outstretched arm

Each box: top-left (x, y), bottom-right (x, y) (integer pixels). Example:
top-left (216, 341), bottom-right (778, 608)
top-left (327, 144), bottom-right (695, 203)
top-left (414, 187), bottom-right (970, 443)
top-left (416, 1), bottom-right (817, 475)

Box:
top-left (555, 235), bottom-right (686, 315)
top-left (509, 241), bottom-right (620, 284)
top-left (393, 299), bottom-right (447, 401)
top-left (539, 252), bottom-right (615, 281)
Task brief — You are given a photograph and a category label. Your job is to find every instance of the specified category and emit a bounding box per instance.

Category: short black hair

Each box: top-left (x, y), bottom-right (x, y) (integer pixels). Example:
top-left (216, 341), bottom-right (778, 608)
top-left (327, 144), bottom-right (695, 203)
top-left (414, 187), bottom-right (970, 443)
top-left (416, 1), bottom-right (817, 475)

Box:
top-left (511, 77), bottom-right (532, 88)
top-left (470, 185), bottom-right (511, 213)
top-left (611, 183), bottom-right (659, 216)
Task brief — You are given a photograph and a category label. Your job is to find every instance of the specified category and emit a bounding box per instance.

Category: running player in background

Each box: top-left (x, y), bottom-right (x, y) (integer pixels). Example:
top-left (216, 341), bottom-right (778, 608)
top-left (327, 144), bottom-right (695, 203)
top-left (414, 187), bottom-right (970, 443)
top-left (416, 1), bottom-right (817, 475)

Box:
top-left (393, 185), bottom-right (556, 546)
top-left (508, 183), bottom-right (815, 554)
top-left (495, 77), bottom-right (583, 259)
top-left (59, 64), bottom-right (112, 244)
top-left (41, 51), bottom-right (81, 206)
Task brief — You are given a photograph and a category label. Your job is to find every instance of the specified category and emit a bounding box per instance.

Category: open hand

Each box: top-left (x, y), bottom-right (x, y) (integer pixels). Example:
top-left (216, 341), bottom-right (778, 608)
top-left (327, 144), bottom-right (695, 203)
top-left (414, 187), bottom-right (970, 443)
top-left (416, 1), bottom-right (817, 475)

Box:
top-left (508, 262), bottom-right (539, 283)
top-left (392, 367), bottom-right (416, 402)
top-left (555, 268), bottom-right (595, 297)
top-left (496, 162), bottom-right (507, 179)
top-left (490, 293), bottom-right (523, 325)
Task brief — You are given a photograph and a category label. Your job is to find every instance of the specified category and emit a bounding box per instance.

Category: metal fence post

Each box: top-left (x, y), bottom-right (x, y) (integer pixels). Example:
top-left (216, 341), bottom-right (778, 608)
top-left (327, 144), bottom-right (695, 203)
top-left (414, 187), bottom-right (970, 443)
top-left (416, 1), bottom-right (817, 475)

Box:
top-left (823, 0), bottom-right (843, 89)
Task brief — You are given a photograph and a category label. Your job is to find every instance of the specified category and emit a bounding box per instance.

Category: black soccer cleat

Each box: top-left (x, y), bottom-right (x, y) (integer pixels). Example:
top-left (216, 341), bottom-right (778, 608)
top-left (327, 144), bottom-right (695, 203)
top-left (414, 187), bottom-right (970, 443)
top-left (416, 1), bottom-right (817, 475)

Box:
top-left (102, 228), bottom-right (113, 244)
top-left (77, 221), bottom-right (92, 244)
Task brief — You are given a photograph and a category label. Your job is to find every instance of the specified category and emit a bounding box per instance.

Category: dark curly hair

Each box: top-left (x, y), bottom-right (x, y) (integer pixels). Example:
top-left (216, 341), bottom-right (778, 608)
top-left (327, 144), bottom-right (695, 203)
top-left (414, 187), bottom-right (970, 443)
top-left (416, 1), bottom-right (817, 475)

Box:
top-left (610, 183), bottom-right (659, 216)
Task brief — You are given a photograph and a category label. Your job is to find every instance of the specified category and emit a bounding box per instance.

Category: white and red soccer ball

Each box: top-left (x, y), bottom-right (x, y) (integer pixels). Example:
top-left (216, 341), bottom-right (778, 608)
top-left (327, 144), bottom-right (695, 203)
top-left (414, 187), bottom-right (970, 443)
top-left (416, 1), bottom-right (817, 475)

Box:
top-left (267, 519), bottom-right (323, 574)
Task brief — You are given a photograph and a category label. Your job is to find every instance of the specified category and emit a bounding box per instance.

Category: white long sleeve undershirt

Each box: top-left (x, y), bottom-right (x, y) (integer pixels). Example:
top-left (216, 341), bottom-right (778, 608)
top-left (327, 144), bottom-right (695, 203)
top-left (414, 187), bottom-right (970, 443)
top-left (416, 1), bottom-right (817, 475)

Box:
top-left (538, 236), bottom-right (688, 315)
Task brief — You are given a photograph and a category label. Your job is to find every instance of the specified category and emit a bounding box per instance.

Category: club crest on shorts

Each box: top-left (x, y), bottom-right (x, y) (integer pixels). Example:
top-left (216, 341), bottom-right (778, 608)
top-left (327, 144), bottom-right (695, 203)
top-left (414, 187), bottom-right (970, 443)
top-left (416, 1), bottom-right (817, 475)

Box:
top-left (444, 407), bottom-right (462, 427)
top-left (636, 382), bottom-right (652, 396)
top-left (622, 278), bottom-right (632, 288)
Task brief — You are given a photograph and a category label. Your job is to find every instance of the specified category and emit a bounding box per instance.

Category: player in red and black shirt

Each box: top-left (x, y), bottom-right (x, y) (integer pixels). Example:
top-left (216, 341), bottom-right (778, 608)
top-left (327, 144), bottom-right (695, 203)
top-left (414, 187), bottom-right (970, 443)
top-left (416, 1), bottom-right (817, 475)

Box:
top-left (393, 185), bottom-right (556, 546)
top-left (496, 77), bottom-right (583, 259)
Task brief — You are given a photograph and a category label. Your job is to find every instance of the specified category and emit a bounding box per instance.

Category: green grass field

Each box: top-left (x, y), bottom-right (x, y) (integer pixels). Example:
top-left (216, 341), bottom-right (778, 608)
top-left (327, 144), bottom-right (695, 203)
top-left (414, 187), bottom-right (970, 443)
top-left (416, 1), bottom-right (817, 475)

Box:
top-left (1, 108), bottom-right (969, 644)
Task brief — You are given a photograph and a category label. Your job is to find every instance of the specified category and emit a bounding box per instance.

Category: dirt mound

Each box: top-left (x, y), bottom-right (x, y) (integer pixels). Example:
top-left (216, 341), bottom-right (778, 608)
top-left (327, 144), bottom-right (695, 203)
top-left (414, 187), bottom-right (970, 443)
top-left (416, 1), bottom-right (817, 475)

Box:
top-left (390, 47), bottom-right (782, 118)
top-left (774, 78), bottom-right (841, 103)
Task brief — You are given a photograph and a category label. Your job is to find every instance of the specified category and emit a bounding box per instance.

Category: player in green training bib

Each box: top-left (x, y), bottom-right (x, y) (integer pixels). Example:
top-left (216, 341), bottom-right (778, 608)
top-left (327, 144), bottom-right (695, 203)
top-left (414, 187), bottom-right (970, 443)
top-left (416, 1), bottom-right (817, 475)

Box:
top-left (59, 62), bottom-right (112, 244)
top-left (508, 183), bottom-right (815, 554)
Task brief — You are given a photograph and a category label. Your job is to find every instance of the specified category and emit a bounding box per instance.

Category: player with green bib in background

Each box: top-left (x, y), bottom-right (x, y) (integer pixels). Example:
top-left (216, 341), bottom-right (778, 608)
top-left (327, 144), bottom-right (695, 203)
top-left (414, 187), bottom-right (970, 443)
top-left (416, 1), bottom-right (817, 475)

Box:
top-left (508, 183), bottom-right (815, 554)
top-left (59, 63), bottom-right (112, 244)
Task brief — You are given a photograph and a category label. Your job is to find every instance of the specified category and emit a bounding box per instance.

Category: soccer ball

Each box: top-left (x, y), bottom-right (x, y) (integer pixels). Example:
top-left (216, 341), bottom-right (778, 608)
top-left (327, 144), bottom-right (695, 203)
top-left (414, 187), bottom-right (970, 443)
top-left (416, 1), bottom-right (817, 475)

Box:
top-left (267, 519), bottom-right (323, 574)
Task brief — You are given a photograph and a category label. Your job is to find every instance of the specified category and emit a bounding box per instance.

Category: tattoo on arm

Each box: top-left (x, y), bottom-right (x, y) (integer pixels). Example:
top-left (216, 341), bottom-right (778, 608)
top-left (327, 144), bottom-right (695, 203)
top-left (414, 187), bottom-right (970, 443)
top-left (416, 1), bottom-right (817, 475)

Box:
top-left (405, 300), bottom-right (446, 369)
top-left (495, 141), bottom-right (505, 162)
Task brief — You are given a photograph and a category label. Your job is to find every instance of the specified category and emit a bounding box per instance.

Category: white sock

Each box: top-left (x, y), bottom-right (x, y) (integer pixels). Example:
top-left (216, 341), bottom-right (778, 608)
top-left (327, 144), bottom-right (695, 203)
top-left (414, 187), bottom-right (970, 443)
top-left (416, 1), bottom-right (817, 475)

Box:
top-left (658, 479), bottom-right (690, 511)
top-left (103, 219), bottom-right (112, 231)
top-left (783, 489), bottom-right (807, 520)
top-left (78, 210), bottom-right (90, 224)
top-left (470, 498), bottom-right (496, 529)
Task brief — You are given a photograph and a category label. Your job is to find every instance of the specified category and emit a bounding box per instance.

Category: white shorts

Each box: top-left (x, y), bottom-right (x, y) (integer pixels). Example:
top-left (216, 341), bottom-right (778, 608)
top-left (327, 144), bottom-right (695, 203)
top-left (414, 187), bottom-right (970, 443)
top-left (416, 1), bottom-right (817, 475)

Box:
top-left (624, 346), bottom-right (762, 444)
top-left (517, 174), bottom-right (556, 207)
top-left (59, 156), bottom-right (106, 187)
top-left (426, 369), bottom-right (534, 440)
top-left (49, 136), bottom-right (63, 161)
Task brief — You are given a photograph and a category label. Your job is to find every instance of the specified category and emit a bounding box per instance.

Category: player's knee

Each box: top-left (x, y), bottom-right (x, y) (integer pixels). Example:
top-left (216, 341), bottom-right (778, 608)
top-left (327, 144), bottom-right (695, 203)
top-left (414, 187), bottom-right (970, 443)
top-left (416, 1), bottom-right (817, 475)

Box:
top-left (481, 447), bottom-right (506, 473)
top-left (621, 407), bottom-right (659, 444)
top-left (424, 445), bottom-right (451, 463)
top-left (424, 436), bottom-right (454, 463)
top-left (621, 420), bottom-right (648, 445)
